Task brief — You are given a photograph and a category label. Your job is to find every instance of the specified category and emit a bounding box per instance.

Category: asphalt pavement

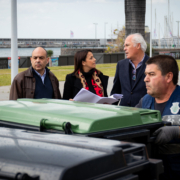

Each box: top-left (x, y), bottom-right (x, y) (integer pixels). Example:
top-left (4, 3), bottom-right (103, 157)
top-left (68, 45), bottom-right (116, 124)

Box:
top-left (0, 77), bottom-right (114, 101)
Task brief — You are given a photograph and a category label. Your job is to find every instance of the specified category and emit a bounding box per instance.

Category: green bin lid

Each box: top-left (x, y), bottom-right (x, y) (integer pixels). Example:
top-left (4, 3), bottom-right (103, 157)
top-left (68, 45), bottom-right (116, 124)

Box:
top-left (0, 99), bottom-right (161, 134)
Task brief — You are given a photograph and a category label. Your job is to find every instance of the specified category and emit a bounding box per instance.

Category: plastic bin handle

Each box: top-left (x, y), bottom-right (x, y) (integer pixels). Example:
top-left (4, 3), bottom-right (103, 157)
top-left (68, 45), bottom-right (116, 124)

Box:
top-left (40, 119), bottom-right (73, 134)
top-left (0, 171), bottom-right (39, 180)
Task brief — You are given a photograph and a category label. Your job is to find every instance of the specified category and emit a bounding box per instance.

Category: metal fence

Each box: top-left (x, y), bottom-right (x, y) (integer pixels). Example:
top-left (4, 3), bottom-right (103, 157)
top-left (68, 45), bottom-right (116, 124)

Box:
top-left (0, 53), bottom-right (125, 69)
top-left (0, 57), bottom-right (31, 69)
top-left (59, 53), bottom-right (125, 66)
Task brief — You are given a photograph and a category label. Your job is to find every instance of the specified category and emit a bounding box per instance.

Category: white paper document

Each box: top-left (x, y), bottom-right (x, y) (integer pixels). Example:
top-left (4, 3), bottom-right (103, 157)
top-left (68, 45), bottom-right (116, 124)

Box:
top-left (73, 88), bottom-right (123, 104)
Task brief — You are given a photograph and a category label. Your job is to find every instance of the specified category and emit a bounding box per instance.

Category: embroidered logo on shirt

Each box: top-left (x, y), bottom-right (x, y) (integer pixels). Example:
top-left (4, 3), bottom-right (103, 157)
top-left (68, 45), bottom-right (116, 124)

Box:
top-left (170, 102), bottom-right (180, 114)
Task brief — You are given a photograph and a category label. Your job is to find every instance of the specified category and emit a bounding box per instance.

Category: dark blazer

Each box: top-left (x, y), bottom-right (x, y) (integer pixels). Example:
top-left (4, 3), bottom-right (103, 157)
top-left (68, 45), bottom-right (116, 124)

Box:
top-left (111, 54), bottom-right (149, 107)
top-left (63, 72), bottom-right (109, 100)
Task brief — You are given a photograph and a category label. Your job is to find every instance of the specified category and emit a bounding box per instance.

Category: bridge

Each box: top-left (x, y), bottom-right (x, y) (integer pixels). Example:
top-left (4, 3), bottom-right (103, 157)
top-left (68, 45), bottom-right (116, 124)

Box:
top-left (0, 38), bottom-right (114, 48)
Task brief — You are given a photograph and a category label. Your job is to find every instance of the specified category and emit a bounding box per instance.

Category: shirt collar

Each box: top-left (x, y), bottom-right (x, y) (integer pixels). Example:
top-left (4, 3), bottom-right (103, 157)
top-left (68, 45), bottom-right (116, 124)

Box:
top-left (129, 54), bottom-right (145, 70)
top-left (33, 68), bottom-right (46, 77)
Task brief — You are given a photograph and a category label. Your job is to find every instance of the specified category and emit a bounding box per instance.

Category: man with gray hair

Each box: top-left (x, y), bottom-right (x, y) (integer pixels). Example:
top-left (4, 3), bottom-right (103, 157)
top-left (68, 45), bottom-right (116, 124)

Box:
top-left (111, 33), bottom-right (148, 107)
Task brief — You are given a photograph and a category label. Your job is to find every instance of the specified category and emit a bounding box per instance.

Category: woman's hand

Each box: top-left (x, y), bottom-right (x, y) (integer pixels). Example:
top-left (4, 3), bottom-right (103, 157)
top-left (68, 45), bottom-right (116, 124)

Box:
top-left (69, 99), bottom-right (74, 101)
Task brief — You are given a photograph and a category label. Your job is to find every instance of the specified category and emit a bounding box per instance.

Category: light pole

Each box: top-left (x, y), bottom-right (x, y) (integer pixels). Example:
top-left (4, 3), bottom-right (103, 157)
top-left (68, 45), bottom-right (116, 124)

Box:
top-left (11, 0), bottom-right (18, 83)
top-left (176, 21), bottom-right (180, 48)
top-left (93, 23), bottom-right (98, 39)
top-left (150, 0), bottom-right (152, 57)
top-left (104, 22), bottom-right (108, 47)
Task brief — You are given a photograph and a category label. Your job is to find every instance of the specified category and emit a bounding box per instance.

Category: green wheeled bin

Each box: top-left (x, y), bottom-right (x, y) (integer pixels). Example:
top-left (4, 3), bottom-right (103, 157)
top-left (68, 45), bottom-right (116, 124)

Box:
top-left (0, 99), bottom-right (171, 157)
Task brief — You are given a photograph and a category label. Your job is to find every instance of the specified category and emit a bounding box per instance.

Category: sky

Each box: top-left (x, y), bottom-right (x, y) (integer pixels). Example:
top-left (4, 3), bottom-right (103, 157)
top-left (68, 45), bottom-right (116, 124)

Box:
top-left (0, 0), bottom-right (180, 39)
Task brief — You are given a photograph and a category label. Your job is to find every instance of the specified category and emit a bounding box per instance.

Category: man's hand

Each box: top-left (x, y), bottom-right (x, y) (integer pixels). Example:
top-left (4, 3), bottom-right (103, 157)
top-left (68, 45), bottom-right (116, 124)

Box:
top-left (153, 126), bottom-right (180, 145)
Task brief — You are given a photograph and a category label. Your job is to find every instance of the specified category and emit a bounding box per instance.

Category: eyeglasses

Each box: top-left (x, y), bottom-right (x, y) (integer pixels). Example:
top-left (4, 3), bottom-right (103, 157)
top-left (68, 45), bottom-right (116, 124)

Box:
top-left (132, 69), bottom-right (136, 81)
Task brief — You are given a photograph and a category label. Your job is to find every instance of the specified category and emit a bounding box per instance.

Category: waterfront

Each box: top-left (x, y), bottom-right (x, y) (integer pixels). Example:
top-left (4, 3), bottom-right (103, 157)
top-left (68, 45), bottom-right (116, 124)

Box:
top-left (0, 48), bottom-right (61, 57)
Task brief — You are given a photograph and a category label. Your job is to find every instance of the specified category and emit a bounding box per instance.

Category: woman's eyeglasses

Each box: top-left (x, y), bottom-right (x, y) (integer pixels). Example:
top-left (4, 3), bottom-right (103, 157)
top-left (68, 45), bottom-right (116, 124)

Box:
top-left (132, 69), bottom-right (136, 81)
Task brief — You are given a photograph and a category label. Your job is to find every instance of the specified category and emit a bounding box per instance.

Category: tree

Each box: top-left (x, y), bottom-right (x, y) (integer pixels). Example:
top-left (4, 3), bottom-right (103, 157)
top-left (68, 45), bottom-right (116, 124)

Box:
top-left (145, 43), bottom-right (154, 56)
top-left (47, 50), bottom-right (53, 57)
top-left (47, 50), bottom-right (53, 67)
top-left (105, 26), bottom-right (125, 53)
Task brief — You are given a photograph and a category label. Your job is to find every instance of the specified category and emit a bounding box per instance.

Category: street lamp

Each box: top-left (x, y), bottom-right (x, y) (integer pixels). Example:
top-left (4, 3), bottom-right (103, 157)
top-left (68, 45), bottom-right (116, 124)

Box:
top-left (150, 0), bottom-right (152, 57)
top-left (11, 0), bottom-right (18, 83)
top-left (93, 23), bottom-right (98, 39)
top-left (176, 21), bottom-right (180, 48)
top-left (104, 22), bottom-right (108, 47)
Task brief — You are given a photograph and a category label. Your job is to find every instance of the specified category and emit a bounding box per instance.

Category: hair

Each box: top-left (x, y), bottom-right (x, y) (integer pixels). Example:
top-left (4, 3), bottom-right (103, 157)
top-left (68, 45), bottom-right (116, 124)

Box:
top-left (31, 47), bottom-right (48, 57)
top-left (72, 49), bottom-right (100, 76)
top-left (127, 33), bottom-right (147, 52)
top-left (146, 55), bottom-right (179, 85)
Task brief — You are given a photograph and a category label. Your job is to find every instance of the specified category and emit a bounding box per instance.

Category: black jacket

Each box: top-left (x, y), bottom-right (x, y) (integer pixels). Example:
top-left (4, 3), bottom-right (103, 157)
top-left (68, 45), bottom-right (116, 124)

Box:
top-left (63, 72), bottom-right (109, 100)
top-left (111, 54), bottom-right (149, 107)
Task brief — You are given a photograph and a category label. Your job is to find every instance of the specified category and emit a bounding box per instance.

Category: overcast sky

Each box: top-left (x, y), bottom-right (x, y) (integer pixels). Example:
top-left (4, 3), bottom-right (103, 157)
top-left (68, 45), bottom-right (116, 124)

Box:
top-left (0, 0), bottom-right (180, 39)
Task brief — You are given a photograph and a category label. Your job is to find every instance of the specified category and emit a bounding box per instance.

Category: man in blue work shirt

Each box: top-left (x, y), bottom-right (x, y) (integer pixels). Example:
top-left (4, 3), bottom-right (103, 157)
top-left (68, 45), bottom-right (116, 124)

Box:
top-left (136, 55), bottom-right (180, 180)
